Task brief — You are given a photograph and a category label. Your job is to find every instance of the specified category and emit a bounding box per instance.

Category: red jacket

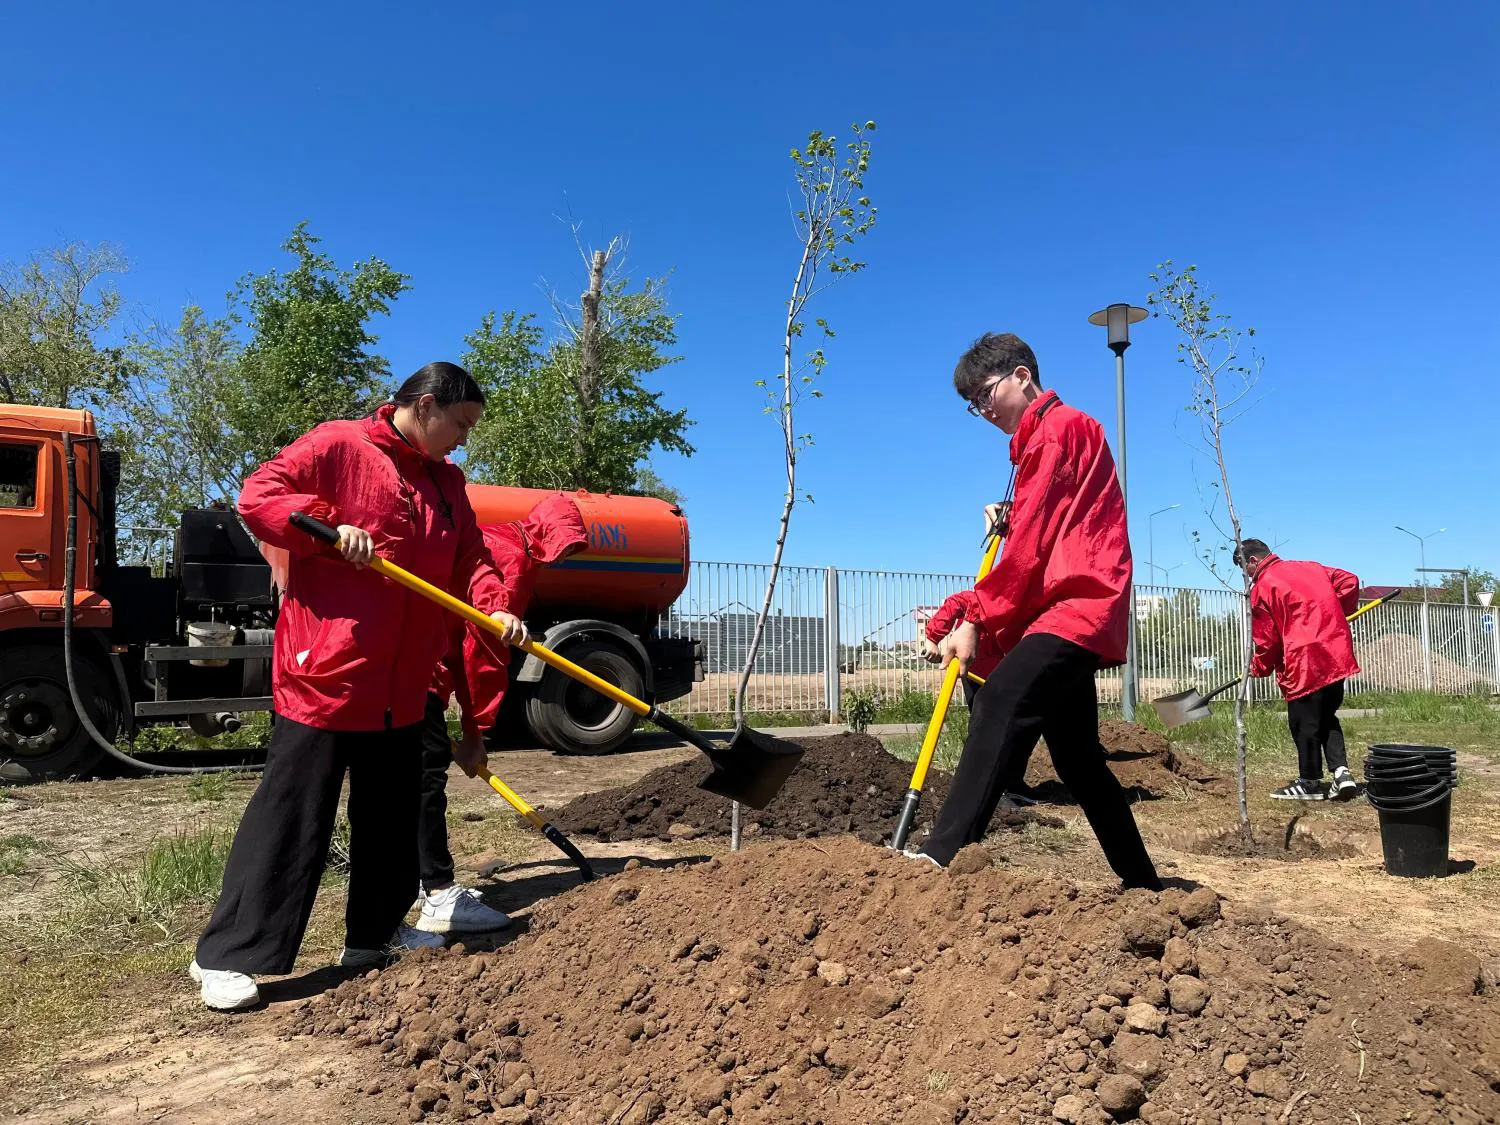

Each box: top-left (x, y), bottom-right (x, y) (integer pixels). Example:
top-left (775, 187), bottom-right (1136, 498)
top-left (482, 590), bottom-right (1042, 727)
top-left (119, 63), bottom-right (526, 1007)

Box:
top-left (926, 592), bottom-right (1004, 679)
top-left (432, 493), bottom-right (588, 736)
top-left (961, 391), bottom-right (1132, 666)
top-left (1248, 554), bottom-right (1360, 700)
top-left (239, 405), bottom-right (508, 732)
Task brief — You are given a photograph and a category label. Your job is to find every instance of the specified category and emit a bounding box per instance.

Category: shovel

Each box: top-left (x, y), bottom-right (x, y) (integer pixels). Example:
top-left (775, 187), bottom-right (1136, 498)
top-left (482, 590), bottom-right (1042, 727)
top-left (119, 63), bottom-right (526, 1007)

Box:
top-left (290, 512), bottom-right (804, 810)
top-left (889, 508), bottom-right (1008, 852)
top-left (1149, 587), bottom-right (1403, 729)
top-left (474, 761), bottom-right (595, 881)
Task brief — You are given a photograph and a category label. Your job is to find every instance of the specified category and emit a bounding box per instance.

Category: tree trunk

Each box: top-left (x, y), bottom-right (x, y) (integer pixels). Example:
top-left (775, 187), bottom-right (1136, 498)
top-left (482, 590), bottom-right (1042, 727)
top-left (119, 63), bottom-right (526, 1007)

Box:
top-left (575, 248), bottom-right (608, 485)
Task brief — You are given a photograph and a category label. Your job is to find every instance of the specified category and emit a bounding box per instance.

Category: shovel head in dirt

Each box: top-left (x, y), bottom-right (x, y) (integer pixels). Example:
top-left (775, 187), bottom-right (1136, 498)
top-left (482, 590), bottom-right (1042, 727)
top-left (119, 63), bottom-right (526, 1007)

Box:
top-left (1152, 679), bottom-right (1241, 729)
top-left (692, 724), bottom-right (806, 810)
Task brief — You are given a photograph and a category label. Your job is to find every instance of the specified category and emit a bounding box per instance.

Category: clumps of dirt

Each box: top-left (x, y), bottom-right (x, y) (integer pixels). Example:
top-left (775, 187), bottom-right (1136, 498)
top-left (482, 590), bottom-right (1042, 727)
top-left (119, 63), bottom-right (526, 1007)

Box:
top-left (1025, 720), bottom-right (1223, 802)
top-left (284, 836), bottom-right (1500, 1125)
top-left (1186, 822), bottom-right (1362, 862)
top-left (552, 733), bottom-right (1062, 845)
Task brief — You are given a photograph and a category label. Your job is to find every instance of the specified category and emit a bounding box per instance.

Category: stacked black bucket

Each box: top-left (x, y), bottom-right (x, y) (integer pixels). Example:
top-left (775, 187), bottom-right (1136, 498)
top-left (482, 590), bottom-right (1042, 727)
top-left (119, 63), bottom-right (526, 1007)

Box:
top-left (1363, 743), bottom-right (1458, 877)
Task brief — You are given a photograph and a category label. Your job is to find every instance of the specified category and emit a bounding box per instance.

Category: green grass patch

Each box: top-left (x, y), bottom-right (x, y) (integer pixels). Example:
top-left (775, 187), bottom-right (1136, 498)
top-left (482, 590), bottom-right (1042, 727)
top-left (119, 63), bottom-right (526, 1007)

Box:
top-left (881, 708), bottom-right (970, 774)
top-left (185, 771), bottom-right (233, 802)
top-left (0, 834), bottom-right (42, 877)
top-left (58, 826), bottom-right (230, 936)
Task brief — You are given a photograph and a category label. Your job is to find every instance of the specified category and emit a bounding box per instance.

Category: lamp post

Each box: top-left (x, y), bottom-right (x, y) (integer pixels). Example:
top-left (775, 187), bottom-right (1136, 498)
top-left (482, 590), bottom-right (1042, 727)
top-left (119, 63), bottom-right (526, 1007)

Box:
top-left (1395, 525), bottom-right (1446, 691)
top-left (1148, 504), bottom-right (1180, 585)
top-left (1090, 303), bottom-right (1148, 720)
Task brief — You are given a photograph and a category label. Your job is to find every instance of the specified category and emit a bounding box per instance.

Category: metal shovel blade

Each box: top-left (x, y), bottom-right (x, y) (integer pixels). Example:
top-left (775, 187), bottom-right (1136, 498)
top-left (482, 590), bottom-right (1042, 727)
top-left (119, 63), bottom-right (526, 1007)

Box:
top-left (1152, 688), bottom-right (1214, 730)
top-left (694, 725), bottom-right (807, 810)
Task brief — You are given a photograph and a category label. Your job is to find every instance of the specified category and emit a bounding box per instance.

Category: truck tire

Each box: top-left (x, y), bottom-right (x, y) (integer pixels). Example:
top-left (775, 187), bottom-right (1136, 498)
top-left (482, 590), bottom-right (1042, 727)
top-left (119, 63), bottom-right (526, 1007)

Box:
top-left (0, 646), bottom-right (120, 783)
top-left (525, 638), bottom-right (644, 756)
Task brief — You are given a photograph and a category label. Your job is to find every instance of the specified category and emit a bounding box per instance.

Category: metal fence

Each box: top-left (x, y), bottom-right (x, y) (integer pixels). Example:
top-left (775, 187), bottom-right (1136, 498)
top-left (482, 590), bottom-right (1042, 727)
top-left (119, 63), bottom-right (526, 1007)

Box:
top-left (655, 561), bottom-right (1500, 718)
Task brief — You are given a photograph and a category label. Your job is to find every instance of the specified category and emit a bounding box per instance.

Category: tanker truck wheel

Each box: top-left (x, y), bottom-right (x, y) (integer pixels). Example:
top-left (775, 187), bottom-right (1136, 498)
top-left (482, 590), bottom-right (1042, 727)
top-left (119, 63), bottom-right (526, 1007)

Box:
top-left (526, 638), bottom-right (644, 755)
top-left (0, 646), bottom-right (120, 783)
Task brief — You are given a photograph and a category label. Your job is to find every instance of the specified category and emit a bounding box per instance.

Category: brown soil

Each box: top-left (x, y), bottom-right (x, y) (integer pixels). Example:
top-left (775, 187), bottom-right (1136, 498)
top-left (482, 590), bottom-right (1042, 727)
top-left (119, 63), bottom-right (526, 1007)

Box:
top-left (1025, 720), bottom-right (1224, 802)
top-left (281, 835), bottom-right (1500, 1124)
top-left (1187, 822), bottom-right (1362, 862)
top-left (552, 733), bottom-right (1063, 845)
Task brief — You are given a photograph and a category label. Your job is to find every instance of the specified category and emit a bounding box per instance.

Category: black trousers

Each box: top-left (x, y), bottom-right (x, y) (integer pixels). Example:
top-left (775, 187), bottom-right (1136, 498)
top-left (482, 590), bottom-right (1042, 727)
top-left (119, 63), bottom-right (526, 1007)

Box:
top-left (962, 675), bottom-right (1038, 793)
top-left (1286, 680), bottom-right (1348, 781)
top-left (418, 693), bottom-right (457, 890)
top-left (922, 633), bottom-right (1160, 890)
top-left (195, 714), bottom-right (422, 975)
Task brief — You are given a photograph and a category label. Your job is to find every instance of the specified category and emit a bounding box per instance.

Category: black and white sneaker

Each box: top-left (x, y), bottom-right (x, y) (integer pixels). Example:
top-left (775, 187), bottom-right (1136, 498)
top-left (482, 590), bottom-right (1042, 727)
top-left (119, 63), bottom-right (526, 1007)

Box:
top-left (1269, 779), bottom-right (1326, 801)
top-left (1329, 767), bottom-right (1359, 801)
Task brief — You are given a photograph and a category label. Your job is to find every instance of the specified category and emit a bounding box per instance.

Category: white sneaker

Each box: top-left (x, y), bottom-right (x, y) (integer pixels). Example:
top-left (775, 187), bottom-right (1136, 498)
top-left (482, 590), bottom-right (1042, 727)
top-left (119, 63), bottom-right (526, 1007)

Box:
top-left (417, 884), bottom-right (513, 935)
top-left (338, 923), bottom-right (446, 968)
top-left (901, 849), bottom-right (944, 869)
top-left (1330, 767), bottom-right (1359, 801)
top-left (189, 959), bottom-right (260, 1011)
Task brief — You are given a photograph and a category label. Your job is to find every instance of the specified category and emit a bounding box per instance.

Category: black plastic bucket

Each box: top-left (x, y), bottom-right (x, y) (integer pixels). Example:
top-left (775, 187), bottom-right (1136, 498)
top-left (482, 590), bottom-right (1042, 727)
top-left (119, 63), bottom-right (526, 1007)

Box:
top-left (1370, 785), bottom-right (1452, 877)
top-left (1364, 749), bottom-right (1454, 878)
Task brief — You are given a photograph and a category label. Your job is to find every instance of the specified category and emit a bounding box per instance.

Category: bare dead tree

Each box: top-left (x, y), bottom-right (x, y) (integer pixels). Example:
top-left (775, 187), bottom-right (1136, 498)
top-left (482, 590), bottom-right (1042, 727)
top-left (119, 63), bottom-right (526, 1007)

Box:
top-left (1148, 261), bottom-right (1263, 833)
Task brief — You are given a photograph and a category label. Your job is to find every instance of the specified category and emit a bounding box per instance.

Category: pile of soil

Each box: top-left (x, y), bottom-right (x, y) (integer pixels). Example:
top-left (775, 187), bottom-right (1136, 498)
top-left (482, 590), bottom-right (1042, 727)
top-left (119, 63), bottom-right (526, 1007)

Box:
top-left (1359, 633), bottom-right (1487, 693)
top-left (552, 734), bottom-right (1062, 845)
top-left (285, 837), bottom-right (1500, 1124)
top-left (1025, 721), bottom-right (1223, 802)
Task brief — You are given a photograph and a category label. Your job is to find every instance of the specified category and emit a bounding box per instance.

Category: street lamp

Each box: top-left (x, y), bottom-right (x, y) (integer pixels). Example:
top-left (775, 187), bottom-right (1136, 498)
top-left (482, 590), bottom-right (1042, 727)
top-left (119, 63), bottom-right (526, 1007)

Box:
top-left (1395, 525), bottom-right (1446, 691)
top-left (1148, 504), bottom-right (1180, 585)
top-left (1089, 303), bottom-right (1148, 720)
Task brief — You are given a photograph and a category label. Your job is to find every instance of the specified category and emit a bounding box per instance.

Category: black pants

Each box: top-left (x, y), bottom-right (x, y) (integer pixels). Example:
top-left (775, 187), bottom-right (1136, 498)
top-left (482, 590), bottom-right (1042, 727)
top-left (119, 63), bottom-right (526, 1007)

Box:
top-left (922, 633), bottom-right (1160, 890)
top-left (195, 714), bottom-right (422, 975)
top-left (418, 693), bottom-right (456, 890)
top-left (1286, 680), bottom-right (1348, 781)
top-left (962, 675), bottom-right (1038, 793)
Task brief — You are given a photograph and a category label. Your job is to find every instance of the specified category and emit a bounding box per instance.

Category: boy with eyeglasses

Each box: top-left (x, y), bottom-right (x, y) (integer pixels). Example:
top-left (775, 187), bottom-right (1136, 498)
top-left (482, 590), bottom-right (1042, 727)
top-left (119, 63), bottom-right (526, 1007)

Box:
top-left (911, 333), bottom-right (1160, 891)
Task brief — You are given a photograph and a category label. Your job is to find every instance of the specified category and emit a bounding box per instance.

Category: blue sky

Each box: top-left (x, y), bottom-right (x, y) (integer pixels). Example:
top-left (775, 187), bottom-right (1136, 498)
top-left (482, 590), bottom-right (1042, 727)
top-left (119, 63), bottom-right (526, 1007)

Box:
top-left (3, 1), bottom-right (1497, 590)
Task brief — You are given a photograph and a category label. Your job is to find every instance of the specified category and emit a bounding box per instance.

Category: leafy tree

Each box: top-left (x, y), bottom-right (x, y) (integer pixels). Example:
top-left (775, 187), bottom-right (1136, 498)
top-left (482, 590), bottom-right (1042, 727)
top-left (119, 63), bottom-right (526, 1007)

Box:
top-left (115, 306), bottom-right (247, 528)
top-left (224, 222), bottom-right (408, 464)
top-left (0, 242), bottom-right (129, 408)
top-left (461, 246), bottom-right (693, 495)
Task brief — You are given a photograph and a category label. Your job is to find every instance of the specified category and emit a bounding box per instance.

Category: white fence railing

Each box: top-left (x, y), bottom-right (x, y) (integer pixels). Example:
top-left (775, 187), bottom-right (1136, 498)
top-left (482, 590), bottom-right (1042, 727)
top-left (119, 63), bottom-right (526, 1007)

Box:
top-left (655, 561), bottom-right (1500, 718)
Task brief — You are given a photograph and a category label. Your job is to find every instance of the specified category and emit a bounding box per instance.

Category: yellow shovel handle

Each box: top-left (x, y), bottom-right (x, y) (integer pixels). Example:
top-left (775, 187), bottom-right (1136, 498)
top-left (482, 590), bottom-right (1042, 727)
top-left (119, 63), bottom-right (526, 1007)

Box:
top-left (476, 764), bottom-right (547, 830)
top-left (363, 556), bottom-right (652, 719)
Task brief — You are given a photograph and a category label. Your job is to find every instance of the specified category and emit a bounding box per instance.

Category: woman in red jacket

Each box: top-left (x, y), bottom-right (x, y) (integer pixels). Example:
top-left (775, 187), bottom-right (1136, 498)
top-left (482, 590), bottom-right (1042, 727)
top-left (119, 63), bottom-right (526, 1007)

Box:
top-left (1234, 538), bottom-right (1361, 801)
top-left (414, 493), bottom-right (588, 935)
top-left (912, 333), bottom-right (1159, 890)
top-left (190, 362), bottom-right (527, 1011)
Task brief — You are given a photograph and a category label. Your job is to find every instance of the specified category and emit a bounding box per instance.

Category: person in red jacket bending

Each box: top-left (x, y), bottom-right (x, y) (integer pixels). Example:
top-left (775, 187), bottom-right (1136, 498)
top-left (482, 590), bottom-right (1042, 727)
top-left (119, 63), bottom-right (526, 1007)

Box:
top-left (191, 363), bottom-right (528, 1011)
top-left (414, 493), bottom-right (588, 935)
top-left (912, 333), bottom-right (1160, 890)
top-left (1233, 538), bottom-right (1361, 802)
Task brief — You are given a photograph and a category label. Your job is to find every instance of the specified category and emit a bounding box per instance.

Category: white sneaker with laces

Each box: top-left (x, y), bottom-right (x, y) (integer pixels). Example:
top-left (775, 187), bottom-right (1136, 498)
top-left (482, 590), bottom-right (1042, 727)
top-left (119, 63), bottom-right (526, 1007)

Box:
top-left (1330, 766), bottom-right (1359, 801)
top-left (417, 884), bottom-right (513, 935)
top-left (338, 923), bottom-right (446, 968)
top-left (189, 959), bottom-right (260, 1011)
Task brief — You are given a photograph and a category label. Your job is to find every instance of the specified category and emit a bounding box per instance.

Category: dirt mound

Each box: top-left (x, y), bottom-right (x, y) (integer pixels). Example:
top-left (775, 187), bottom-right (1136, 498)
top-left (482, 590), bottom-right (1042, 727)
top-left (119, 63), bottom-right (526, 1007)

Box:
top-left (1025, 720), bottom-right (1223, 801)
top-left (285, 837), bottom-right (1500, 1124)
top-left (552, 734), bottom-right (1061, 845)
top-left (1359, 633), bottom-right (1488, 693)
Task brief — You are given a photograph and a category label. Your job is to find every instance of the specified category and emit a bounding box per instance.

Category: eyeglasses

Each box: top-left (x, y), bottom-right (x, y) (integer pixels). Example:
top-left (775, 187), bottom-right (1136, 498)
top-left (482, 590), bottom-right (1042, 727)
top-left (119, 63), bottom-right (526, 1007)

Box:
top-left (965, 368), bottom-right (1019, 416)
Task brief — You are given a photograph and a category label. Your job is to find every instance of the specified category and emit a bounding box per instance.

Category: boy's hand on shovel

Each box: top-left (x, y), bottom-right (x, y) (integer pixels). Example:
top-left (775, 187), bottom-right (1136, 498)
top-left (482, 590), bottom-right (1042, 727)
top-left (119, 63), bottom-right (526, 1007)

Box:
top-left (938, 621), bottom-right (979, 677)
top-left (451, 732), bottom-right (487, 779)
top-left (489, 610), bottom-right (529, 647)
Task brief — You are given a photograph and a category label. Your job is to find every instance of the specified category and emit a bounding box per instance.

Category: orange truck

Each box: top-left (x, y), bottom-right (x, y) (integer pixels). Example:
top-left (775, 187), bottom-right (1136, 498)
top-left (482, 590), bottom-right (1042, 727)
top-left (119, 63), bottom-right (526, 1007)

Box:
top-left (0, 406), bottom-right (700, 782)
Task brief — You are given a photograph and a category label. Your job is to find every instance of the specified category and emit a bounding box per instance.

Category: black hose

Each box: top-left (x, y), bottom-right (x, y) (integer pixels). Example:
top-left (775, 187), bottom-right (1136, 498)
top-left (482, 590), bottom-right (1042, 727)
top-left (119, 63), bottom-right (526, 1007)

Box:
top-left (63, 432), bottom-right (263, 776)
